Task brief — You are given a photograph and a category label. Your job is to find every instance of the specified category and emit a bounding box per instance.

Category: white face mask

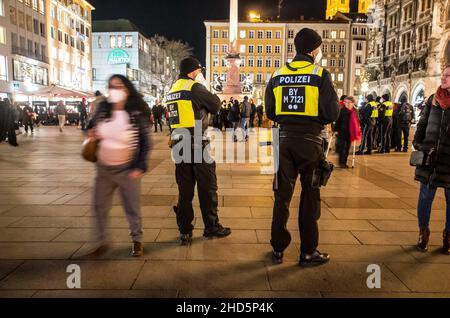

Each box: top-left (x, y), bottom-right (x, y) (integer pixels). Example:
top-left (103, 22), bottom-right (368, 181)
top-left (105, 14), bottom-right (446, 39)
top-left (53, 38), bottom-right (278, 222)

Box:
top-left (107, 89), bottom-right (127, 104)
top-left (314, 48), bottom-right (323, 65)
top-left (195, 72), bottom-right (207, 86)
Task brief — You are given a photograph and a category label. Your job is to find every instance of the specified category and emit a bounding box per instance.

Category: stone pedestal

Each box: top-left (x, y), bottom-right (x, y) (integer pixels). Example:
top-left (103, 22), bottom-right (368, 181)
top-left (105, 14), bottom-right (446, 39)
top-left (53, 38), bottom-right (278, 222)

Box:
top-left (223, 55), bottom-right (242, 96)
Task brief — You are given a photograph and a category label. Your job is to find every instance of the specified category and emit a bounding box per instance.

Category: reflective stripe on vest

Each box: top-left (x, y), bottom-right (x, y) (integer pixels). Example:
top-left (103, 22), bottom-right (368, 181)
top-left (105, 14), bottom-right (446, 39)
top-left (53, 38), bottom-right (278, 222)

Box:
top-left (384, 101), bottom-right (394, 117)
top-left (369, 101), bottom-right (379, 118)
top-left (272, 61), bottom-right (323, 117)
top-left (166, 79), bottom-right (196, 129)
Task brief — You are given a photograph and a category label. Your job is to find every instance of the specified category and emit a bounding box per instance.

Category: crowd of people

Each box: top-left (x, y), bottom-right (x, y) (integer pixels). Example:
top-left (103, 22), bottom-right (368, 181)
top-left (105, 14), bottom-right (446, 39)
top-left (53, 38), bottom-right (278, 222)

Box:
top-left (356, 93), bottom-right (417, 156)
top-left (0, 97), bottom-right (94, 146)
top-left (330, 92), bottom-right (418, 169)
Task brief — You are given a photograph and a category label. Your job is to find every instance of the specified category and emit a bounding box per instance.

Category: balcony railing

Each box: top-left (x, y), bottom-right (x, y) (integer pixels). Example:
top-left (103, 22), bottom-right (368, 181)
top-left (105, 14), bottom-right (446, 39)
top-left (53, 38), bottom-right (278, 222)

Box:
top-left (11, 46), bottom-right (49, 64)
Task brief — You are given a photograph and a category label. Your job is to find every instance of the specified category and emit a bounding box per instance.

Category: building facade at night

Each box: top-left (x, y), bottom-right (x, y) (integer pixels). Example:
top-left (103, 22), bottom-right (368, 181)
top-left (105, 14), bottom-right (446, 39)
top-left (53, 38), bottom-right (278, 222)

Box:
top-left (204, 17), bottom-right (369, 103)
top-left (326, 0), bottom-right (372, 19)
top-left (365, 0), bottom-right (450, 105)
top-left (0, 0), bottom-right (94, 101)
top-left (92, 19), bottom-right (178, 104)
top-left (1, 0), bottom-right (50, 100)
top-left (46, 0), bottom-right (94, 93)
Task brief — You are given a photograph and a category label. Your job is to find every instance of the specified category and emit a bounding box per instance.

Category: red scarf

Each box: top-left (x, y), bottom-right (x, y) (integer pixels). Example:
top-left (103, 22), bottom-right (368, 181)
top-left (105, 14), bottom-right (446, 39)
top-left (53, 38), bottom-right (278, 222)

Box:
top-left (435, 87), bottom-right (450, 110)
top-left (349, 107), bottom-right (362, 143)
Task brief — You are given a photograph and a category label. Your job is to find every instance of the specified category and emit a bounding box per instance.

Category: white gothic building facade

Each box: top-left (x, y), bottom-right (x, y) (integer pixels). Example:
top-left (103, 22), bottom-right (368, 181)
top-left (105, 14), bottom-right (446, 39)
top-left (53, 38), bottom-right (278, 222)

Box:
top-left (365, 0), bottom-right (450, 105)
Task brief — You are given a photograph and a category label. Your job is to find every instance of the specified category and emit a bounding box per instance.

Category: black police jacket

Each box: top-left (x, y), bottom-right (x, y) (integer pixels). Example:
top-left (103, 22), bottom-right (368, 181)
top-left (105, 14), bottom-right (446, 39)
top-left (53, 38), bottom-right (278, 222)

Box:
top-left (265, 54), bottom-right (339, 135)
top-left (178, 75), bottom-right (221, 133)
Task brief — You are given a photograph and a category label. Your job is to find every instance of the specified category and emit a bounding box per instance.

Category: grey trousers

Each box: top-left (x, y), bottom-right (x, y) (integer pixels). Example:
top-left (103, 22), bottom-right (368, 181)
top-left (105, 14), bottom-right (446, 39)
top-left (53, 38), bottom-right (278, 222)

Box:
top-left (93, 164), bottom-right (143, 243)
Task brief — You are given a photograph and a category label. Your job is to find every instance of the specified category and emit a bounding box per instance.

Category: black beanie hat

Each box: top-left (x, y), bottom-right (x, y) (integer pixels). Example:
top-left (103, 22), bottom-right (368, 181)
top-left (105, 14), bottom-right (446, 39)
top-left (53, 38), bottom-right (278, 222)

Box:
top-left (295, 28), bottom-right (323, 55)
top-left (382, 94), bottom-right (390, 101)
top-left (366, 94), bottom-right (374, 102)
top-left (180, 57), bottom-right (203, 76)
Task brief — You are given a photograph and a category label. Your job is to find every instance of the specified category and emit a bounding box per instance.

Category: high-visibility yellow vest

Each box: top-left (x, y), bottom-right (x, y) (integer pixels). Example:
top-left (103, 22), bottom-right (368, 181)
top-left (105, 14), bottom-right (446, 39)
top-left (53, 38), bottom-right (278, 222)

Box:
top-left (272, 61), bottom-right (323, 117)
top-left (369, 101), bottom-right (379, 118)
top-left (384, 101), bottom-right (394, 117)
top-left (166, 79), bottom-right (196, 129)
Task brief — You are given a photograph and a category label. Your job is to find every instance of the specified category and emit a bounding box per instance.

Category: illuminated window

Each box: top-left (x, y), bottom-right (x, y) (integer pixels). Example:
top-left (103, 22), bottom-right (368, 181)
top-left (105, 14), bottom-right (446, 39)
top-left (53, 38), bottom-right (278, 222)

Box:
top-left (240, 30), bottom-right (246, 39)
top-left (125, 36), bottom-right (133, 48)
top-left (0, 55), bottom-right (7, 80)
top-left (0, 26), bottom-right (5, 44)
top-left (110, 36), bottom-right (116, 48)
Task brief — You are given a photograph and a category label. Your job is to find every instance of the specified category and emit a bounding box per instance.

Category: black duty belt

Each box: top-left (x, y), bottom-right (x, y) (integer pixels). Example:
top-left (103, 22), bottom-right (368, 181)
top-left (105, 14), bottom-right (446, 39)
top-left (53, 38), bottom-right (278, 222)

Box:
top-left (279, 131), bottom-right (323, 145)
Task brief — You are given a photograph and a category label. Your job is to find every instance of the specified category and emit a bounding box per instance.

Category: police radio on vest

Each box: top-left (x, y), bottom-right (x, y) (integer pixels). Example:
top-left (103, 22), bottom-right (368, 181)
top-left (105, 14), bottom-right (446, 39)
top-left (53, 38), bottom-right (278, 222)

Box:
top-left (279, 75), bottom-right (312, 85)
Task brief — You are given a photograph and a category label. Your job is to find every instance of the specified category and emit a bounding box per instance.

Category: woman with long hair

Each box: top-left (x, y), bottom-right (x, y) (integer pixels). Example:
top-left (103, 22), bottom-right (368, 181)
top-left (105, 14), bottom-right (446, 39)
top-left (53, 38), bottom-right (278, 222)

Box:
top-left (88, 74), bottom-right (151, 257)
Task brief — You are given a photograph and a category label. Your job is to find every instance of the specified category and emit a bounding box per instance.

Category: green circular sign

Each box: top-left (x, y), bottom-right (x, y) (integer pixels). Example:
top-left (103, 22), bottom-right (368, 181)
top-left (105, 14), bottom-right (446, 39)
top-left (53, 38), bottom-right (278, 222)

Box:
top-left (108, 48), bottom-right (131, 64)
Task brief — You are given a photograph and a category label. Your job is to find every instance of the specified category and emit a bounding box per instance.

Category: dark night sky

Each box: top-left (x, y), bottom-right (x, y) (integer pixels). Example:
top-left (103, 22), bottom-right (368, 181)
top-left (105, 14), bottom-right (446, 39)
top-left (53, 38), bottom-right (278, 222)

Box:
top-left (89, 0), bottom-right (359, 64)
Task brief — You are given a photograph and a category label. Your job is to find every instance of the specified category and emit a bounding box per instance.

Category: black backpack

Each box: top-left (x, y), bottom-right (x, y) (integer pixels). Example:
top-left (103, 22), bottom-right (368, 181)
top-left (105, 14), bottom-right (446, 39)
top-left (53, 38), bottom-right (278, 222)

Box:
top-left (400, 103), bottom-right (413, 123)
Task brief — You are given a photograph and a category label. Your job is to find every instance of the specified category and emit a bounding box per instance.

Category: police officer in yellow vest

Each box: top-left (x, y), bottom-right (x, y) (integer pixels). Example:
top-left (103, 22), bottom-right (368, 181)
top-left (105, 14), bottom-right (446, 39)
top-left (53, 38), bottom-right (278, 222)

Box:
top-left (357, 94), bottom-right (378, 155)
top-left (167, 57), bottom-right (231, 245)
top-left (378, 94), bottom-right (394, 153)
top-left (265, 28), bottom-right (339, 266)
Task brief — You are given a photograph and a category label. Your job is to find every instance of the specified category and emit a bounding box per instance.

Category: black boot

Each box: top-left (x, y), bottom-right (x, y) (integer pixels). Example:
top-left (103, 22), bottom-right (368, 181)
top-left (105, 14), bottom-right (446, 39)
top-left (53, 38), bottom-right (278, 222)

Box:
top-left (203, 224), bottom-right (231, 238)
top-left (416, 228), bottom-right (430, 252)
top-left (271, 250), bottom-right (283, 265)
top-left (179, 232), bottom-right (193, 246)
top-left (442, 230), bottom-right (450, 255)
top-left (299, 250), bottom-right (330, 267)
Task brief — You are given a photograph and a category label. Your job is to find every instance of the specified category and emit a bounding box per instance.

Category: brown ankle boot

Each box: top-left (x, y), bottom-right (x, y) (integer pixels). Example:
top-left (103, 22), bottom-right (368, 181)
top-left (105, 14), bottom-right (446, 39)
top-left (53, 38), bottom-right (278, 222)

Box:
top-left (417, 228), bottom-right (430, 252)
top-left (443, 230), bottom-right (450, 255)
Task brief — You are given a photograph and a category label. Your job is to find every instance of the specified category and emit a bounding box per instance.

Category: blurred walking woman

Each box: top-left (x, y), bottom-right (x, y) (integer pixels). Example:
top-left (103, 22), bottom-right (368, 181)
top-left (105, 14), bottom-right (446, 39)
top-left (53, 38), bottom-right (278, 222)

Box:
top-left (413, 65), bottom-right (450, 255)
top-left (88, 75), bottom-right (150, 257)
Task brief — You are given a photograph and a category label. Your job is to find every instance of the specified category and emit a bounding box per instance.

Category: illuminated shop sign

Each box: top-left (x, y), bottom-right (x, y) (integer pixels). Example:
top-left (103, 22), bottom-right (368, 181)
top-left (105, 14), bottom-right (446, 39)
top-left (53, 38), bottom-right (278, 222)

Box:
top-left (107, 49), bottom-right (131, 64)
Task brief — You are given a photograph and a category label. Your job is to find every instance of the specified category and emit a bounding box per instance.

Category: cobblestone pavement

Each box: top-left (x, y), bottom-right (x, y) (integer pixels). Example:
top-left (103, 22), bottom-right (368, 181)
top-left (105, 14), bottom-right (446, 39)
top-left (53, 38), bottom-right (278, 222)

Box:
top-left (0, 126), bottom-right (449, 298)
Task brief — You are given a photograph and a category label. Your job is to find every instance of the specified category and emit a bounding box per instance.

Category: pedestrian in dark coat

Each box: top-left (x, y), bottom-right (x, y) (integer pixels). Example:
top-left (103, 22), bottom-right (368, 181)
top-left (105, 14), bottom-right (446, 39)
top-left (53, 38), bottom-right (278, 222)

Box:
top-left (413, 65), bottom-right (450, 255)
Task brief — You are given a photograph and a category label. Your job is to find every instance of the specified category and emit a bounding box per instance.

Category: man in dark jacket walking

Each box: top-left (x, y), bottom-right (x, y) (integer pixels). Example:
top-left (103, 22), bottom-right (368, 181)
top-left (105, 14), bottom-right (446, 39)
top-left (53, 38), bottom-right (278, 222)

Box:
top-left (413, 65), bottom-right (450, 255)
top-left (256, 105), bottom-right (264, 127)
top-left (396, 96), bottom-right (415, 152)
top-left (265, 28), bottom-right (339, 266)
top-left (240, 96), bottom-right (252, 141)
top-left (152, 100), bottom-right (164, 133)
top-left (78, 99), bottom-right (88, 131)
top-left (22, 104), bottom-right (34, 134)
top-left (0, 99), bottom-right (18, 146)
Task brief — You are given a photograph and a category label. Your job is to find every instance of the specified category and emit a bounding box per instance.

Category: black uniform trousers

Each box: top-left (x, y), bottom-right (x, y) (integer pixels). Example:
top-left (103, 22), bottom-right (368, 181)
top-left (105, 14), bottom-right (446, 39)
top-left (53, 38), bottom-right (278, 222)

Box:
top-left (380, 117), bottom-right (393, 152)
top-left (174, 145), bottom-right (220, 235)
top-left (360, 121), bottom-right (374, 153)
top-left (271, 136), bottom-right (323, 255)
